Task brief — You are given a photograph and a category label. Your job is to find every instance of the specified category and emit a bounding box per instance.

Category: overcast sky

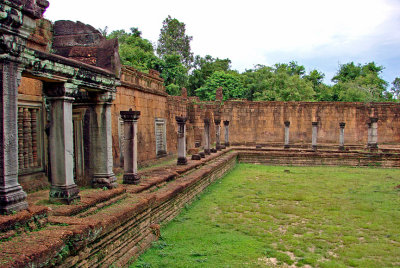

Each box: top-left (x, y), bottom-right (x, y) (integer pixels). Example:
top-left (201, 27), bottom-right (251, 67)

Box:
top-left (45, 0), bottom-right (400, 85)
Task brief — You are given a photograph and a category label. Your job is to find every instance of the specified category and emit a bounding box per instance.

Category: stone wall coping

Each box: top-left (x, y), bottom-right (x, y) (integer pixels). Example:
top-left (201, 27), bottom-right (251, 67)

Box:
top-left (119, 82), bottom-right (168, 97)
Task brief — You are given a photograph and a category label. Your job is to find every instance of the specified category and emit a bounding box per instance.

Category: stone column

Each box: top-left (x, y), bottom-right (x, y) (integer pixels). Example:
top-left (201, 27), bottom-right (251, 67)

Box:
top-left (204, 119), bottom-right (211, 155)
top-left (0, 0), bottom-right (49, 213)
top-left (312, 121), bottom-right (318, 151)
top-left (369, 117), bottom-right (378, 149)
top-left (48, 94), bottom-right (80, 204)
top-left (90, 94), bottom-right (117, 189)
top-left (120, 109), bottom-right (141, 184)
top-left (223, 120), bottom-right (230, 147)
top-left (215, 119), bottom-right (221, 150)
top-left (176, 116), bottom-right (188, 165)
top-left (339, 122), bottom-right (345, 151)
top-left (284, 121), bottom-right (290, 149)
top-left (0, 60), bottom-right (28, 213)
top-left (367, 122), bottom-right (372, 146)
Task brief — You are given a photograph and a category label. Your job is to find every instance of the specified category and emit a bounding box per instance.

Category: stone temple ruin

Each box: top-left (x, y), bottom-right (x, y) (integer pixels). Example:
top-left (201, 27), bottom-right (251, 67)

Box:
top-left (0, 0), bottom-right (399, 267)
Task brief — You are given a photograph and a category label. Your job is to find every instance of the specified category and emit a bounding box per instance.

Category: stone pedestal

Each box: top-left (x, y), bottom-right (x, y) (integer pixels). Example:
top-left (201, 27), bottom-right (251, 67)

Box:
top-left (120, 109), bottom-right (141, 184)
top-left (176, 116), bottom-right (188, 165)
top-left (312, 121), bottom-right (318, 151)
top-left (284, 121), bottom-right (290, 149)
top-left (223, 120), bottom-right (230, 147)
top-left (339, 122), bottom-right (345, 151)
top-left (215, 119), bottom-right (221, 150)
top-left (0, 60), bottom-right (28, 213)
top-left (368, 118), bottom-right (378, 149)
top-left (90, 100), bottom-right (117, 189)
top-left (204, 119), bottom-right (210, 155)
top-left (48, 95), bottom-right (80, 204)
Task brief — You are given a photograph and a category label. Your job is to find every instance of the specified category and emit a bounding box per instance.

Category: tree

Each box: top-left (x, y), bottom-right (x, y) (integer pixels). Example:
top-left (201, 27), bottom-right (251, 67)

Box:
top-left (274, 61), bottom-right (306, 76)
top-left (331, 62), bottom-right (391, 102)
top-left (187, 55), bottom-right (231, 96)
top-left (159, 54), bottom-right (188, 95)
top-left (390, 77), bottom-right (400, 100)
top-left (242, 63), bottom-right (315, 101)
top-left (195, 71), bottom-right (246, 100)
top-left (107, 28), bottom-right (161, 72)
top-left (304, 69), bottom-right (334, 101)
top-left (157, 15), bottom-right (193, 68)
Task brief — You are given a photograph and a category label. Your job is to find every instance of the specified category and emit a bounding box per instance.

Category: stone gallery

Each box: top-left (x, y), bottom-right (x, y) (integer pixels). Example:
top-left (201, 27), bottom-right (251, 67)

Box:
top-left (0, 0), bottom-right (399, 267)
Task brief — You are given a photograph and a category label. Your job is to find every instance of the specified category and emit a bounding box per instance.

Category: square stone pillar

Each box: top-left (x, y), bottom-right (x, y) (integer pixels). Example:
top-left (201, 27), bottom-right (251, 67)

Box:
top-left (90, 98), bottom-right (117, 189)
top-left (284, 121), bottom-right (290, 149)
top-left (176, 116), bottom-right (188, 165)
top-left (120, 109), bottom-right (141, 184)
top-left (223, 120), bottom-right (230, 147)
top-left (369, 117), bottom-right (378, 149)
top-left (204, 119), bottom-right (211, 155)
top-left (312, 121), bottom-right (318, 151)
top-left (215, 119), bottom-right (221, 150)
top-left (339, 122), bottom-right (345, 151)
top-left (367, 122), bottom-right (372, 146)
top-left (0, 0), bottom-right (49, 213)
top-left (0, 60), bottom-right (28, 214)
top-left (48, 94), bottom-right (80, 204)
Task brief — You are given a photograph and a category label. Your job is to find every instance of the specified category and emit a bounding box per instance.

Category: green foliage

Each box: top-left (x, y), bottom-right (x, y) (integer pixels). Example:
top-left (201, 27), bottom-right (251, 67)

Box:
top-left (195, 71), bottom-right (246, 100)
top-left (106, 22), bottom-right (395, 103)
top-left (242, 63), bottom-right (315, 101)
top-left (331, 62), bottom-right (391, 102)
top-left (157, 15), bottom-right (193, 68)
top-left (390, 77), bottom-right (400, 100)
top-left (304, 69), bottom-right (335, 101)
top-left (187, 55), bottom-right (231, 96)
top-left (107, 28), bottom-right (161, 72)
top-left (159, 54), bottom-right (188, 95)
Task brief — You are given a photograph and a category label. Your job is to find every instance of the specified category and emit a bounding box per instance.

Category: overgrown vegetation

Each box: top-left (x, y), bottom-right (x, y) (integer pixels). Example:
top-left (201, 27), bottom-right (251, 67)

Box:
top-left (133, 164), bottom-right (400, 267)
top-left (104, 16), bottom-right (398, 101)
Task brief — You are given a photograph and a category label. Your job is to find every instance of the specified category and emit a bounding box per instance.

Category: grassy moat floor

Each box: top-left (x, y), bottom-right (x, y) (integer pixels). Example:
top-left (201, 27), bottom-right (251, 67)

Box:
top-left (132, 164), bottom-right (400, 268)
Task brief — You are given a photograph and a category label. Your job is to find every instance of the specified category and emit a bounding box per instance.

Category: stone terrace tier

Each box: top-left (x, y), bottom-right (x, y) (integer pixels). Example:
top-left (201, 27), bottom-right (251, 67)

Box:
top-left (1, 146), bottom-right (400, 267)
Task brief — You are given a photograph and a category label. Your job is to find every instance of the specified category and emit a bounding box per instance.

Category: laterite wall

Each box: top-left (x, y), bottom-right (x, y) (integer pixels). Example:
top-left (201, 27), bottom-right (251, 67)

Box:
top-left (218, 101), bottom-right (400, 146)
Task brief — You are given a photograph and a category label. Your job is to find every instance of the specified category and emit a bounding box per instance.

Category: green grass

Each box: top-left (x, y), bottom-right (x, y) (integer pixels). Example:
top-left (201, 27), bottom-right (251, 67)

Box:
top-left (132, 164), bottom-right (400, 267)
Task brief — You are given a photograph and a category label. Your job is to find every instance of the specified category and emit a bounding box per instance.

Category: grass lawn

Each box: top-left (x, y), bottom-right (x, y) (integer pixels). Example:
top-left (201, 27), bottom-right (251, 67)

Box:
top-left (132, 164), bottom-right (400, 267)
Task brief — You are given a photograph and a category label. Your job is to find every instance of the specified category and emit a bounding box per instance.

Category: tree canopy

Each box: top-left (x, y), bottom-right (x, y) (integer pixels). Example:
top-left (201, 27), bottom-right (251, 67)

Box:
top-left (156, 15), bottom-right (193, 68)
top-left (107, 28), bottom-right (161, 72)
top-left (331, 62), bottom-right (390, 102)
top-left (106, 17), bottom-right (396, 103)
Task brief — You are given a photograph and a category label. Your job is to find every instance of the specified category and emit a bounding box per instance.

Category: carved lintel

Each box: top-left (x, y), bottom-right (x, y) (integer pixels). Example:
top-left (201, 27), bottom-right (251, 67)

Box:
top-left (44, 82), bottom-right (78, 98)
